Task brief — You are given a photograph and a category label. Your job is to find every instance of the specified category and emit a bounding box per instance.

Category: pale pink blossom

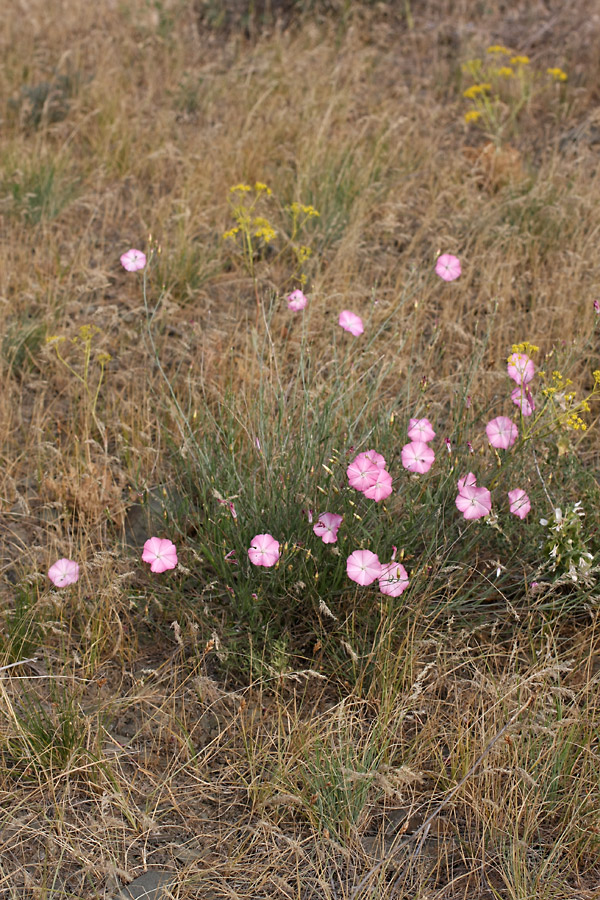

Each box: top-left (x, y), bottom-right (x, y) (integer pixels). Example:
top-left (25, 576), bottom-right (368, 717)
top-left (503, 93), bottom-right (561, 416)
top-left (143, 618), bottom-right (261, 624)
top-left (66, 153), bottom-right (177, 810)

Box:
top-left (313, 512), bottom-right (343, 544)
top-left (457, 472), bottom-right (477, 492)
top-left (363, 468), bottom-right (393, 502)
top-left (287, 289), bottom-right (308, 311)
top-left (378, 561), bottom-right (409, 597)
top-left (338, 310), bottom-right (364, 336)
top-left (435, 254), bottom-right (461, 282)
top-left (445, 438), bottom-right (452, 453)
top-left (347, 455), bottom-right (379, 491)
top-left (142, 537), bottom-right (178, 573)
top-left (486, 416), bottom-right (518, 450)
top-left (507, 353), bottom-right (534, 386)
top-left (248, 533), bottom-right (280, 567)
top-left (508, 489), bottom-right (531, 519)
top-left (511, 386), bottom-right (535, 417)
top-left (401, 441), bottom-right (435, 474)
top-left (407, 417), bottom-right (436, 443)
top-left (48, 558), bottom-right (79, 587)
top-left (346, 549), bottom-right (381, 586)
top-left (455, 484), bottom-right (492, 520)
top-left (120, 248), bottom-right (146, 272)
top-left (355, 449), bottom-right (386, 470)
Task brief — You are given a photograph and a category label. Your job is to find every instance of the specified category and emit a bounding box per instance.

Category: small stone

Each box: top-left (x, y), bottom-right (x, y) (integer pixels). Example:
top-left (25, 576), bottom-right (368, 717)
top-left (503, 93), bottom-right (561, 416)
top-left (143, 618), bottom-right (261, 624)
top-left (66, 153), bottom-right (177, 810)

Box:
top-left (117, 871), bottom-right (173, 900)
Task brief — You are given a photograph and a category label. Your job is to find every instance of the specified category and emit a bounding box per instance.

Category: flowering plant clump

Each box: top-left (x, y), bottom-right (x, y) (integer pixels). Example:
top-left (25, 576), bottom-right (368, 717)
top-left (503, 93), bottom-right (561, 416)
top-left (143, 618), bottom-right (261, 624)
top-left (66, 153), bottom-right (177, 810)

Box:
top-left (461, 48), bottom-right (567, 143)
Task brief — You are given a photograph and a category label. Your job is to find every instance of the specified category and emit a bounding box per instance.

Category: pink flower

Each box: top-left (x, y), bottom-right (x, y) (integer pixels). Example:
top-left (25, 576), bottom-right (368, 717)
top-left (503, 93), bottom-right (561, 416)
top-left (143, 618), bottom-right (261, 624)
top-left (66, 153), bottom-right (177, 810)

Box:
top-left (401, 441), bottom-right (435, 474)
top-left (338, 310), bottom-right (364, 336)
top-left (363, 468), bottom-right (393, 501)
top-left (486, 416), bottom-right (518, 450)
top-left (435, 254), bottom-right (461, 282)
top-left (507, 353), bottom-right (534, 386)
top-left (287, 289), bottom-right (308, 311)
top-left (313, 512), bottom-right (343, 544)
top-left (407, 417), bottom-right (436, 443)
top-left (346, 549), bottom-right (382, 586)
top-left (48, 558), bottom-right (79, 587)
top-left (594, 300), bottom-right (600, 315)
top-left (142, 537), bottom-right (178, 573)
top-left (248, 533), bottom-right (280, 567)
top-left (511, 386), bottom-right (535, 417)
top-left (508, 489), bottom-right (531, 519)
top-left (355, 449), bottom-right (387, 470)
top-left (120, 249), bottom-right (147, 272)
top-left (455, 484), bottom-right (492, 520)
top-left (379, 561), bottom-right (409, 597)
top-left (457, 472), bottom-right (477, 492)
top-left (347, 454), bottom-right (380, 491)
top-left (445, 438), bottom-right (452, 453)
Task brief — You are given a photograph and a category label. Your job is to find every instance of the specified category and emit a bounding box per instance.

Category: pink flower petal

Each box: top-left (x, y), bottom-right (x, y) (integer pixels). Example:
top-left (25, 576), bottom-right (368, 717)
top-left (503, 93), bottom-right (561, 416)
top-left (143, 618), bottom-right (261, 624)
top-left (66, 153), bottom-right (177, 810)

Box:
top-left (346, 549), bottom-right (381, 586)
top-left (338, 310), bottom-right (364, 336)
top-left (142, 537), bottom-right (178, 573)
top-left (435, 254), bottom-right (461, 282)
top-left (407, 417), bottom-right (436, 443)
top-left (507, 353), bottom-right (534, 386)
top-left (486, 416), bottom-right (518, 450)
top-left (355, 449), bottom-right (387, 470)
top-left (508, 489), bottom-right (531, 519)
top-left (401, 441), bottom-right (435, 474)
top-left (120, 248), bottom-right (147, 272)
top-left (248, 533), bottom-right (280, 567)
top-left (455, 485), bottom-right (492, 520)
top-left (313, 513), bottom-right (343, 544)
top-left (48, 558), bottom-right (79, 587)
top-left (363, 468), bottom-right (393, 501)
top-left (287, 289), bottom-right (308, 311)
top-left (511, 386), bottom-right (535, 417)
top-left (457, 472), bottom-right (477, 492)
top-left (347, 455), bottom-right (380, 491)
top-left (378, 561), bottom-right (409, 597)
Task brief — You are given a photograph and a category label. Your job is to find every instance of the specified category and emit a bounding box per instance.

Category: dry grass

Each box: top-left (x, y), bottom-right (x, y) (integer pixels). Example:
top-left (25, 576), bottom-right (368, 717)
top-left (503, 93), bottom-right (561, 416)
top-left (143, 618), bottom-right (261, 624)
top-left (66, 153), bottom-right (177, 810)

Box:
top-left (2, 0), bottom-right (600, 896)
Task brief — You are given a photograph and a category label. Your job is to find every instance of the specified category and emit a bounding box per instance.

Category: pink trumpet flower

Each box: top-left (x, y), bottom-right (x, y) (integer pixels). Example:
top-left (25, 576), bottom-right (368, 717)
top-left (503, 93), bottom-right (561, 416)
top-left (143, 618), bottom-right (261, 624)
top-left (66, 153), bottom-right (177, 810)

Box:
top-left (455, 484), bottom-right (492, 520)
top-left (347, 455), bottom-right (380, 491)
top-left (48, 558), bottom-right (79, 587)
top-left (120, 248), bottom-right (147, 271)
top-left (346, 549), bottom-right (382, 586)
top-left (401, 441), bottom-right (435, 474)
top-left (435, 254), bottom-right (461, 281)
top-left (486, 416), bottom-right (518, 450)
top-left (511, 386), bottom-right (535, 417)
top-left (313, 512), bottom-right (343, 544)
top-left (248, 533), bottom-right (280, 567)
top-left (407, 417), bottom-right (436, 443)
top-left (355, 449), bottom-right (387, 470)
top-left (507, 353), bottom-right (534, 386)
top-left (338, 310), bottom-right (364, 336)
top-left (142, 537), bottom-right (178, 573)
top-left (363, 467), bottom-right (393, 501)
top-left (378, 561), bottom-right (409, 597)
top-left (287, 289), bottom-right (308, 311)
top-left (508, 489), bottom-right (531, 519)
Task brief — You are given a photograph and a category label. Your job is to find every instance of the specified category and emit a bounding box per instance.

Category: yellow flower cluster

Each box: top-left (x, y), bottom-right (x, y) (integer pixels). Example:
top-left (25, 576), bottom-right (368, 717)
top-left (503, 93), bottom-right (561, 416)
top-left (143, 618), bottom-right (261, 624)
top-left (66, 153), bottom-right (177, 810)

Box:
top-left (294, 245), bottom-right (312, 264)
top-left (290, 201), bottom-right (320, 218)
top-left (497, 66), bottom-right (514, 77)
top-left (565, 413), bottom-right (587, 431)
top-left (511, 341), bottom-right (539, 355)
top-left (510, 55), bottom-right (530, 65)
top-left (252, 216), bottom-right (276, 243)
top-left (463, 83), bottom-right (492, 99)
top-left (547, 67), bottom-right (567, 82)
top-left (464, 109), bottom-right (481, 123)
top-left (487, 45), bottom-right (511, 55)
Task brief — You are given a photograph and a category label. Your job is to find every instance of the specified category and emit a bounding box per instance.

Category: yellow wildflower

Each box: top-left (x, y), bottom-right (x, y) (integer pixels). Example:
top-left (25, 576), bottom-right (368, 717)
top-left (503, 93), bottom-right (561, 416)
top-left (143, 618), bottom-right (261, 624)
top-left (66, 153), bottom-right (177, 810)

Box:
top-left (511, 341), bottom-right (539, 355)
top-left (254, 182), bottom-right (272, 194)
top-left (465, 109), bottom-right (482, 123)
top-left (222, 227), bottom-right (240, 239)
top-left (510, 55), bottom-right (530, 65)
top-left (463, 83), bottom-right (492, 99)
top-left (497, 66), bottom-right (514, 77)
top-left (229, 183), bottom-right (252, 193)
top-left (487, 45), bottom-right (511, 54)
top-left (547, 67), bottom-right (567, 82)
